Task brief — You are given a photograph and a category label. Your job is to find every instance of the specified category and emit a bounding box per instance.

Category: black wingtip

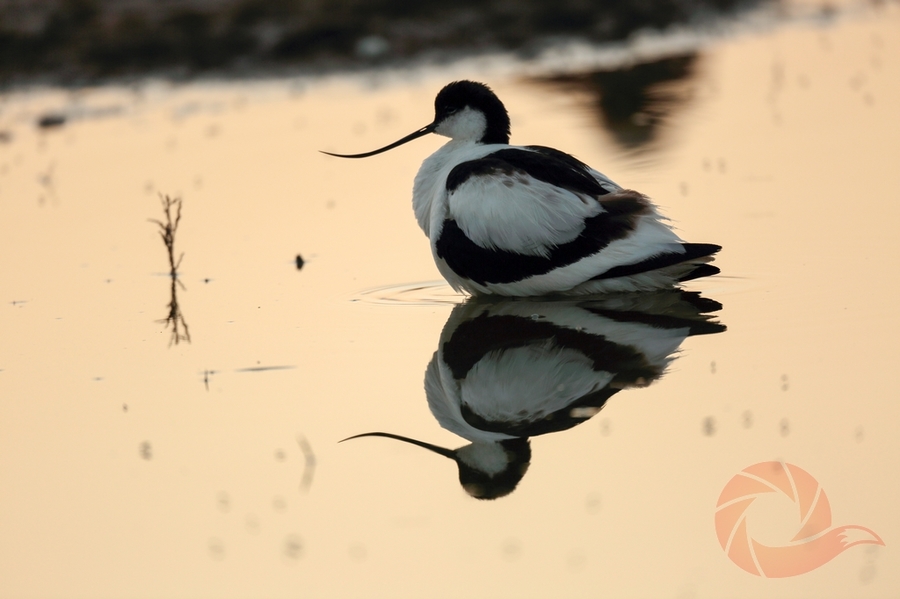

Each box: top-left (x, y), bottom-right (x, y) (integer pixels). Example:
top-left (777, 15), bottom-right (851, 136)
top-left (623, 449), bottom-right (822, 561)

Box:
top-left (591, 243), bottom-right (721, 282)
top-left (680, 243), bottom-right (722, 259)
top-left (678, 264), bottom-right (721, 283)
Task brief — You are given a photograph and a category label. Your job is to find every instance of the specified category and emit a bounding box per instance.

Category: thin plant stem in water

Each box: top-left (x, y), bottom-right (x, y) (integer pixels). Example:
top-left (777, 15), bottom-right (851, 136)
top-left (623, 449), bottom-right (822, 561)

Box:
top-left (150, 194), bottom-right (190, 345)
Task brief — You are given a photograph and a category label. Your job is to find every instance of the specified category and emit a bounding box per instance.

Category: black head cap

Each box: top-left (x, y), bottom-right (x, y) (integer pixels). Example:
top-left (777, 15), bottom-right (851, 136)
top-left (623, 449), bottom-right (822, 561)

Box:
top-left (458, 438), bottom-right (531, 500)
top-left (434, 81), bottom-right (511, 145)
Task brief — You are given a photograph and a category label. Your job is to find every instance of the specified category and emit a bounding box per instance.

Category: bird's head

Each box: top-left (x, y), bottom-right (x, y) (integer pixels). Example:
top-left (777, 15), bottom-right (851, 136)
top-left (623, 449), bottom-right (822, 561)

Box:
top-left (341, 432), bottom-right (530, 500)
top-left (432, 81), bottom-right (510, 144)
top-left (321, 80), bottom-right (510, 159)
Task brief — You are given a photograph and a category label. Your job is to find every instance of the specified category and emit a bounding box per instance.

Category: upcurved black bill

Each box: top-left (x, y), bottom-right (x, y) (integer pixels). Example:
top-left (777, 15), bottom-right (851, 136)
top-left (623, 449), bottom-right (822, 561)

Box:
top-left (321, 122), bottom-right (437, 158)
top-left (340, 431), bottom-right (457, 459)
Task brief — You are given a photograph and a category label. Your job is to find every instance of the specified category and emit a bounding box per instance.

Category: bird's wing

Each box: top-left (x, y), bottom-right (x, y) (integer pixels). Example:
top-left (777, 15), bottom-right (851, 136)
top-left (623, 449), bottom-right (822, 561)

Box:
top-left (446, 148), bottom-right (623, 257)
top-left (523, 145), bottom-right (621, 194)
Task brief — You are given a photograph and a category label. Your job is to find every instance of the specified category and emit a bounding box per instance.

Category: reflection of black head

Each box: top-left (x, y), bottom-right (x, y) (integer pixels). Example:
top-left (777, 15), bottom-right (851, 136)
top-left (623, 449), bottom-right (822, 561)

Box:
top-left (458, 438), bottom-right (531, 500)
top-left (340, 432), bottom-right (531, 500)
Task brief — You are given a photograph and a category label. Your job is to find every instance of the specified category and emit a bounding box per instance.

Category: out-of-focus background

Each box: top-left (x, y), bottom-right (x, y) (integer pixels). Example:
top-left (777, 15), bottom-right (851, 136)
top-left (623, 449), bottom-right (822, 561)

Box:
top-left (0, 0), bottom-right (761, 80)
top-left (1, 0), bottom-right (899, 598)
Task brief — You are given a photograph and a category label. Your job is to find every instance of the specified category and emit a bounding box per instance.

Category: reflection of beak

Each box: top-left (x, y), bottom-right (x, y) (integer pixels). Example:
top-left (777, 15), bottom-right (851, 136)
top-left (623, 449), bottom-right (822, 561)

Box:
top-left (321, 122), bottom-right (437, 158)
top-left (340, 431), bottom-right (457, 459)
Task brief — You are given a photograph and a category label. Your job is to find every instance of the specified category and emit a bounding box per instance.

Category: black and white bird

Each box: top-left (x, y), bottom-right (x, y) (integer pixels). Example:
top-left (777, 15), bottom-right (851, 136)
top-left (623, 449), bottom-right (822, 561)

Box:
top-left (324, 80), bottom-right (720, 296)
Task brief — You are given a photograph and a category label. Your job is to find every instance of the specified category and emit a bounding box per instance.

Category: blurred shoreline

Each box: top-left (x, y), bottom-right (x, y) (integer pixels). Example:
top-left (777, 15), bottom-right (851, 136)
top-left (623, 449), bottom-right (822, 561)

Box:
top-left (0, 0), bottom-right (772, 86)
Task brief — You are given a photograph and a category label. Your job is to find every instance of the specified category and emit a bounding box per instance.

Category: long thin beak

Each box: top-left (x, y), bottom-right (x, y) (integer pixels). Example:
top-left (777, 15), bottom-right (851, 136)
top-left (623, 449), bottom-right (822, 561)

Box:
top-left (340, 431), bottom-right (457, 459)
top-left (321, 122), bottom-right (437, 158)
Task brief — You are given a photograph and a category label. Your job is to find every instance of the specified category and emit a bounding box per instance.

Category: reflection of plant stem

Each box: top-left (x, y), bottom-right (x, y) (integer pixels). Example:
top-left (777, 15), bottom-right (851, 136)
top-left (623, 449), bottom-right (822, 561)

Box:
top-left (297, 435), bottom-right (317, 493)
top-left (150, 194), bottom-right (190, 346)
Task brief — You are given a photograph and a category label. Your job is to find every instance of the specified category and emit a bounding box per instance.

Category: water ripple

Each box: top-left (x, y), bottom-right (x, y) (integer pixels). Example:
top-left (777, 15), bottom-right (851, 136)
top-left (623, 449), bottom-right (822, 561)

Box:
top-left (350, 281), bottom-right (464, 306)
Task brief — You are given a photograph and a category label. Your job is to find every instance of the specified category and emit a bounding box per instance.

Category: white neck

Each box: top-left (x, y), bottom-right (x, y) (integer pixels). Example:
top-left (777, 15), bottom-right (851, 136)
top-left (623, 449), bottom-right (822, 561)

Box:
top-left (434, 106), bottom-right (487, 142)
top-left (412, 139), bottom-right (483, 237)
top-left (456, 441), bottom-right (510, 476)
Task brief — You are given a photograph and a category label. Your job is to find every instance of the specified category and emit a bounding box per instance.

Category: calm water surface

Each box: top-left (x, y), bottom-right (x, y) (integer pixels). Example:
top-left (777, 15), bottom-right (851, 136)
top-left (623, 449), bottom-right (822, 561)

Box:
top-left (2, 5), bottom-right (899, 598)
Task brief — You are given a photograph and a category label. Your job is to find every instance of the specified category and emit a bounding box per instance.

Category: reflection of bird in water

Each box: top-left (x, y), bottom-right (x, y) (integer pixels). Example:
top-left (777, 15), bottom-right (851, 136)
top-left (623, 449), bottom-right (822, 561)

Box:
top-left (324, 80), bottom-right (719, 296)
top-left (343, 291), bottom-right (725, 499)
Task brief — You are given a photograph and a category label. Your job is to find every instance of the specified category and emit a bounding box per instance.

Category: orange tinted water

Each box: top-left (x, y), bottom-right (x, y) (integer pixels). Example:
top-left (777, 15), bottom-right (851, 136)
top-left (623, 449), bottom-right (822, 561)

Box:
top-left (1, 6), bottom-right (898, 597)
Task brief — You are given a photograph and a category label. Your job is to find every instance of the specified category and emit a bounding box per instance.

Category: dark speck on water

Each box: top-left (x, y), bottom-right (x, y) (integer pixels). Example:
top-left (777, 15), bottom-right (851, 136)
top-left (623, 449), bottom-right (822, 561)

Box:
top-left (208, 538), bottom-right (225, 560)
top-left (139, 441), bottom-right (152, 460)
top-left (37, 114), bottom-right (66, 128)
top-left (217, 491), bottom-right (231, 512)
top-left (283, 534), bottom-right (303, 560)
top-left (295, 254), bottom-right (304, 270)
top-left (780, 418), bottom-right (790, 436)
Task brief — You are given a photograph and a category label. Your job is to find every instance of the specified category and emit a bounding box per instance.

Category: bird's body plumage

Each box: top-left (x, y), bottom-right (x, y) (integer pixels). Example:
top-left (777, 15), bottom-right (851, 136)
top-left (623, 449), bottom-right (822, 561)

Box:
top-left (325, 80), bottom-right (720, 296)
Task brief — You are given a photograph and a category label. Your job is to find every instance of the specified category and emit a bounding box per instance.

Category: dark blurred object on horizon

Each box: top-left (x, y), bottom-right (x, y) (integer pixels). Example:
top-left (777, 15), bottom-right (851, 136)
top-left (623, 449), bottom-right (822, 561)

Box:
top-left (0, 0), bottom-right (767, 82)
top-left (536, 54), bottom-right (701, 149)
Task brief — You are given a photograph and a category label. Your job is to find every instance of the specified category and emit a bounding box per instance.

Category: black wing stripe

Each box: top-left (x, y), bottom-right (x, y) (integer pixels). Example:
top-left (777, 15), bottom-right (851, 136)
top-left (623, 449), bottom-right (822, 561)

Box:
top-left (436, 193), bottom-right (649, 285)
top-left (459, 387), bottom-right (619, 437)
top-left (442, 313), bottom-right (653, 379)
top-left (446, 148), bottom-right (612, 196)
top-left (445, 158), bottom-right (517, 192)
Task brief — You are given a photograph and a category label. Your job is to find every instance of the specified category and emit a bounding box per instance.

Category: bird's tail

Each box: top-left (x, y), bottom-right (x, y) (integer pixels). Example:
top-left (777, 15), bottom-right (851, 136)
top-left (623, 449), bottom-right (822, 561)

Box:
top-left (592, 243), bottom-right (721, 282)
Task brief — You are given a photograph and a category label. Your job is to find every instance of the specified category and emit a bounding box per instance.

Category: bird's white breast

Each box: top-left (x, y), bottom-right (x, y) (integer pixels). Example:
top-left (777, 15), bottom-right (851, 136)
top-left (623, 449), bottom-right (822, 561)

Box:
top-left (411, 140), bottom-right (508, 239)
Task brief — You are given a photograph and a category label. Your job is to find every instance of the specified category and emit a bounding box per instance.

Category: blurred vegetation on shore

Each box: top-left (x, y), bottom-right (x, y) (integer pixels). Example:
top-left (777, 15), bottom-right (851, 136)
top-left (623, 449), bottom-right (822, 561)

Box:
top-left (0, 0), bottom-right (764, 82)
